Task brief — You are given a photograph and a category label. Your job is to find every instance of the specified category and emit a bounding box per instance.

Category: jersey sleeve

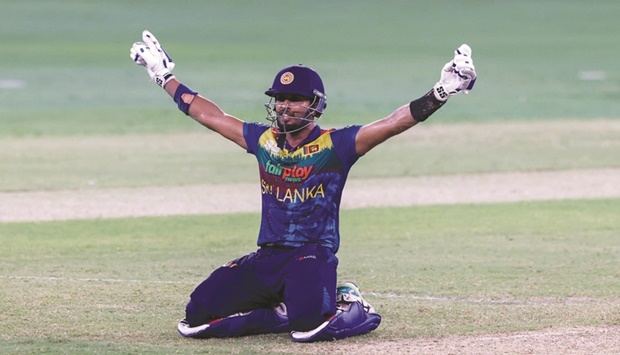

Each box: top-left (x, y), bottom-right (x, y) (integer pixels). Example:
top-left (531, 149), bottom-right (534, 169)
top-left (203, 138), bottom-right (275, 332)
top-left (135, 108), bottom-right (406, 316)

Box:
top-left (243, 122), bottom-right (271, 155)
top-left (329, 125), bottom-right (363, 168)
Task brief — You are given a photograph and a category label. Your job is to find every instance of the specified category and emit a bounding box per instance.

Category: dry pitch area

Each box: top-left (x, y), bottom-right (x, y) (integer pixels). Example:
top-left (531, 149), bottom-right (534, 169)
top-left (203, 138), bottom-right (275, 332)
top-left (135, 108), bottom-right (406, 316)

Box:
top-left (2, 168), bottom-right (619, 223)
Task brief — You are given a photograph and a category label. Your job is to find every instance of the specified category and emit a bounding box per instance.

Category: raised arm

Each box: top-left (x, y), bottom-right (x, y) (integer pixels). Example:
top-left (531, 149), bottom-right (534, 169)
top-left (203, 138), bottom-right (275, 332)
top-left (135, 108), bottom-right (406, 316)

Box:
top-left (130, 30), bottom-right (247, 149)
top-left (162, 79), bottom-right (247, 149)
top-left (355, 44), bottom-right (477, 156)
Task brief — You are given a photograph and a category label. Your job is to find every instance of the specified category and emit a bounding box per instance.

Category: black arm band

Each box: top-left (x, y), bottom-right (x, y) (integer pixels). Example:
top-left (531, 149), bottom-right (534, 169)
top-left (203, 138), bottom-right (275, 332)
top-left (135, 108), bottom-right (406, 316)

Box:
top-left (409, 89), bottom-right (446, 122)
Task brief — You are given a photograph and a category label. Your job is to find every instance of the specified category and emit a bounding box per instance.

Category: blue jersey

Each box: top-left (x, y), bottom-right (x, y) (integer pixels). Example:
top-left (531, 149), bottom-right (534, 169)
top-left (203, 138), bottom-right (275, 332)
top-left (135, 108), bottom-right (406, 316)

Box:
top-left (243, 122), bottom-right (362, 253)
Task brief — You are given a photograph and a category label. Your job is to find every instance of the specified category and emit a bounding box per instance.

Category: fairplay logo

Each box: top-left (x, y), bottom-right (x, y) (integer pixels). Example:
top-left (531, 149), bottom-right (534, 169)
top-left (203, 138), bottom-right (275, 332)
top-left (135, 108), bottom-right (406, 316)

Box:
top-left (265, 160), bottom-right (313, 183)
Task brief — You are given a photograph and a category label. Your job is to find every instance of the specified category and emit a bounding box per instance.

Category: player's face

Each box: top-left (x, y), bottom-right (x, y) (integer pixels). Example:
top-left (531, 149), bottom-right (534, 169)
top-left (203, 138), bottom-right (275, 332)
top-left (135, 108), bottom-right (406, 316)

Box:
top-left (274, 94), bottom-right (313, 132)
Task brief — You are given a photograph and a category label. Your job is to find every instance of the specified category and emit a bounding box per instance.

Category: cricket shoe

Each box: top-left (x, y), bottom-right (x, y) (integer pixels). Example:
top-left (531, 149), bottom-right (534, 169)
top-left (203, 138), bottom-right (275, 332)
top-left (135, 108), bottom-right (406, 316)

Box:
top-left (178, 303), bottom-right (289, 338)
top-left (336, 280), bottom-right (376, 314)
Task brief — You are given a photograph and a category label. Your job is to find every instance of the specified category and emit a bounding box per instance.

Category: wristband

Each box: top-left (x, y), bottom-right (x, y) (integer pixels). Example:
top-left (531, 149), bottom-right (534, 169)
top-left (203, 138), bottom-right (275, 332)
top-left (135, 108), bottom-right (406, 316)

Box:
top-left (155, 72), bottom-right (175, 88)
top-left (408, 89), bottom-right (446, 122)
top-left (173, 84), bottom-right (198, 115)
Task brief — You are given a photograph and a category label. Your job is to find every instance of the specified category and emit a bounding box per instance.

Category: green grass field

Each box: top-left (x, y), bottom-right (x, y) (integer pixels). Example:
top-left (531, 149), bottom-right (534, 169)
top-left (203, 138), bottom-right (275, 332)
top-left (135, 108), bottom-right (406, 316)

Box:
top-left (1, 0), bottom-right (619, 353)
top-left (2, 0), bottom-right (619, 137)
top-left (1, 200), bottom-right (619, 353)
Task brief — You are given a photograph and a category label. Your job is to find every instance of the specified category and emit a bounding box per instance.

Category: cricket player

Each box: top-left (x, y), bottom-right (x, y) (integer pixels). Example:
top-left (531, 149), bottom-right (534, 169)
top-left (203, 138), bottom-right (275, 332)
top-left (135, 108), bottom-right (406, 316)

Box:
top-left (130, 30), bottom-right (476, 342)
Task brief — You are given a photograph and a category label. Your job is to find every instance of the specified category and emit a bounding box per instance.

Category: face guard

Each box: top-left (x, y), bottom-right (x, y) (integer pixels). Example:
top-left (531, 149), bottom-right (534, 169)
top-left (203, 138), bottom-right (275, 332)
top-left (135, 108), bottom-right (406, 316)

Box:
top-left (264, 64), bottom-right (327, 134)
top-left (264, 90), bottom-right (326, 134)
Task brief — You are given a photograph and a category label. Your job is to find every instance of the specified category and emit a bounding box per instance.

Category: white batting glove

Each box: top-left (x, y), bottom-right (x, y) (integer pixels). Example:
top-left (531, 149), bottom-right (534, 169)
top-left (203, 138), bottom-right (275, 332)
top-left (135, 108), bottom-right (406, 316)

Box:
top-left (433, 44), bottom-right (477, 101)
top-left (130, 30), bottom-right (176, 88)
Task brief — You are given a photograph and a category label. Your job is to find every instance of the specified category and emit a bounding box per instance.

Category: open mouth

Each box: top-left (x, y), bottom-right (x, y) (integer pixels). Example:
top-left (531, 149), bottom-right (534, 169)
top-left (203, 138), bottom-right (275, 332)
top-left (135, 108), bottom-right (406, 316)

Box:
top-left (278, 112), bottom-right (300, 122)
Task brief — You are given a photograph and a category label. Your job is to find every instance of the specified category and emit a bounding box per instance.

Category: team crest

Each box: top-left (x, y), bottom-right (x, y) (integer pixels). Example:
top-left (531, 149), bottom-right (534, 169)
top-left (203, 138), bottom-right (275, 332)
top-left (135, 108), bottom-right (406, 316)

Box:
top-left (280, 72), bottom-right (294, 85)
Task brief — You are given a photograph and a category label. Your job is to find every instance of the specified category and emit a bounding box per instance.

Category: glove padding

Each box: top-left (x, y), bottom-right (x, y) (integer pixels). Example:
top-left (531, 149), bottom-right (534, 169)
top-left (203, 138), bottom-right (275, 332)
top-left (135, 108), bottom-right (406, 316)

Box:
top-left (130, 30), bottom-right (175, 88)
top-left (433, 44), bottom-right (477, 101)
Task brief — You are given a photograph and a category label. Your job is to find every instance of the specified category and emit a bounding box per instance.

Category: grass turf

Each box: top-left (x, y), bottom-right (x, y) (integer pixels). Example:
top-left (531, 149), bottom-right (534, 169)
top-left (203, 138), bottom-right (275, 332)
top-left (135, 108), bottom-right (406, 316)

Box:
top-left (2, 119), bottom-right (619, 192)
top-left (1, 0), bottom-right (619, 353)
top-left (1, 199), bottom-right (619, 353)
top-left (1, 0), bottom-right (620, 138)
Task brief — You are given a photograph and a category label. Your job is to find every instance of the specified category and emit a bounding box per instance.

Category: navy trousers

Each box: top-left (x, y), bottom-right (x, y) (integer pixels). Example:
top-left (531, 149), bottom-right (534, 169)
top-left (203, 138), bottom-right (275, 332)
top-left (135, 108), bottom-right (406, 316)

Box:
top-left (185, 244), bottom-right (338, 333)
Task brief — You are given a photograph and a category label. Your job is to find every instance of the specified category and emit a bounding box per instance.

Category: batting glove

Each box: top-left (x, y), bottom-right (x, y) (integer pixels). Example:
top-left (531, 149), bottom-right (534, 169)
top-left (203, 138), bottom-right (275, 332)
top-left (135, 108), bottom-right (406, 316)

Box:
top-left (433, 44), bottom-right (477, 101)
top-left (130, 30), bottom-right (175, 88)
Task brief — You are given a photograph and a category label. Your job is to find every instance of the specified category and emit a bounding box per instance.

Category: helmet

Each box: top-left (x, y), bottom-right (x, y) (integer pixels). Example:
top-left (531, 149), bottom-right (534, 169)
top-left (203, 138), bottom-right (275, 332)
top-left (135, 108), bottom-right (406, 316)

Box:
top-left (265, 64), bottom-right (327, 115)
